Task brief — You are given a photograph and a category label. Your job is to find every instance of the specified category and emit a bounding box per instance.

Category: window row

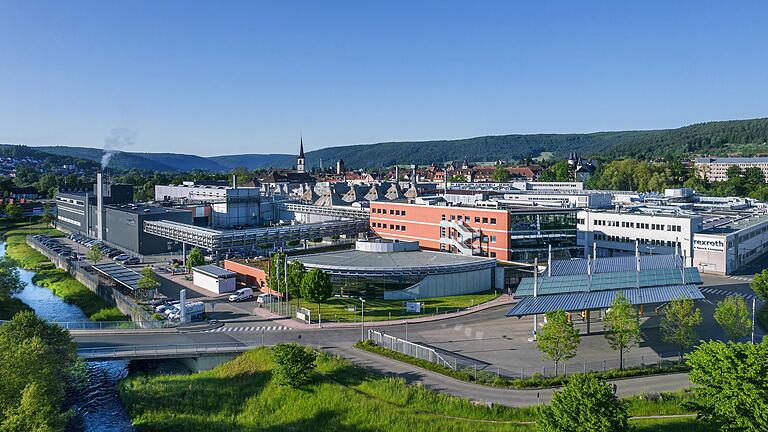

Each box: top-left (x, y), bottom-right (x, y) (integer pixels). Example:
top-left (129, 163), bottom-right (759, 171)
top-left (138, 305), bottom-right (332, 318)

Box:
top-left (371, 222), bottom-right (407, 231)
top-left (441, 214), bottom-right (497, 225)
top-left (372, 208), bottom-right (407, 216)
top-left (593, 219), bottom-right (682, 232)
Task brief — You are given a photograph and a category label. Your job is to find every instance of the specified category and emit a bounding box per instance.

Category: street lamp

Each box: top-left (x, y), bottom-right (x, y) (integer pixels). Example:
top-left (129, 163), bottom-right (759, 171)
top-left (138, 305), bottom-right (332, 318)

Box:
top-left (359, 297), bottom-right (366, 341)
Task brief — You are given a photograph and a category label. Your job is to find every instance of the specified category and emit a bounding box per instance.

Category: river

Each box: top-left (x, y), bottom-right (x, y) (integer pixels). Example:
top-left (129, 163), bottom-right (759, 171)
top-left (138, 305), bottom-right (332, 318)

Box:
top-left (4, 242), bottom-right (134, 432)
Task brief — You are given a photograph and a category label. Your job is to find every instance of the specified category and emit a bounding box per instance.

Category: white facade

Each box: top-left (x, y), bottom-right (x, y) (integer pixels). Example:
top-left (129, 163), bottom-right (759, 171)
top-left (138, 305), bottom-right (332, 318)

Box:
top-left (695, 157), bottom-right (768, 182)
top-left (577, 209), bottom-right (700, 261)
top-left (578, 208), bottom-right (768, 275)
top-left (192, 266), bottom-right (237, 294)
top-left (155, 184), bottom-right (264, 228)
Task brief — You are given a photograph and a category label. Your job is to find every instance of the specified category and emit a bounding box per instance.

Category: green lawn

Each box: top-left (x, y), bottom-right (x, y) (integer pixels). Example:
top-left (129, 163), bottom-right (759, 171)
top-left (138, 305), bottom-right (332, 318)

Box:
top-left (295, 290), bottom-right (502, 322)
top-left (31, 268), bottom-right (128, 321)
top-left (119, 347), bottom-right (710, 432)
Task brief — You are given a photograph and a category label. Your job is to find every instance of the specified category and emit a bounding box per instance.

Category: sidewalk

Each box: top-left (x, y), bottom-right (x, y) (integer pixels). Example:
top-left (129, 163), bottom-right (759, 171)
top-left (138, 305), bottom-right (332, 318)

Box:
top-left (250, 294), bottom-right (516, 329)
top-left (328, 346), bottom-right (693, 407)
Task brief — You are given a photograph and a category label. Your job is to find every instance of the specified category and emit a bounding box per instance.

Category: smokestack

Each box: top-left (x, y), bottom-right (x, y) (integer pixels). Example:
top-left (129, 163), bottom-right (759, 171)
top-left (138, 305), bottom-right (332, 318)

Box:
top-left (411, 165), bottom-right (417, 188)
top-left (395, 166), bottom-right (399, 183)
top-left (232, 174), bottom-right (238, 189)
top-left (96, 172), bottom-right (104, 240)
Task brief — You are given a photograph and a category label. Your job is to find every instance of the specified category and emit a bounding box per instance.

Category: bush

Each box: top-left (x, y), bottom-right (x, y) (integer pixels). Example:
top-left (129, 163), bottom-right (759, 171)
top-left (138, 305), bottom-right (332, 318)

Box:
top-left (538, 374), bottom-right (629, 432)
top-left (757, 303), bottom-right (768, 332)
top-left (271, 343), bottom-right (317, 388)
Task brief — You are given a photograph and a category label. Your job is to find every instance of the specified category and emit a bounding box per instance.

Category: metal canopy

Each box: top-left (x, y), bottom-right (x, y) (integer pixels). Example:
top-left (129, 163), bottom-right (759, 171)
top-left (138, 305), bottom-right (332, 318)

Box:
top-left (516, 267), bottom-right (701, 296)
top-left (92, 263), bottom-right (142, 291)
top-left (506, 284), bottom-right (705, 317)
top-left (547, 254), bottom-right (683, 276)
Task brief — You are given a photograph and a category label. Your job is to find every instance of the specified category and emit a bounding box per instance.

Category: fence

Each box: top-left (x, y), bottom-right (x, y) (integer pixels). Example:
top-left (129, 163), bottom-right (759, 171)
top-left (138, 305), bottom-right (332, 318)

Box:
top-left (368, 329), bottom-right (457, 370)
top-left (367, 328), bottom-right (686, 380)
top-left (26, 235), bottom-right (169, 328)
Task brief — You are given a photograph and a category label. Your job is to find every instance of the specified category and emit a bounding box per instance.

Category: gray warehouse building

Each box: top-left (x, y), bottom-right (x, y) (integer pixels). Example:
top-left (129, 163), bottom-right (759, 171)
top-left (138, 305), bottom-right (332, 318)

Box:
top-left (56, 181), bottom-right (192, 255)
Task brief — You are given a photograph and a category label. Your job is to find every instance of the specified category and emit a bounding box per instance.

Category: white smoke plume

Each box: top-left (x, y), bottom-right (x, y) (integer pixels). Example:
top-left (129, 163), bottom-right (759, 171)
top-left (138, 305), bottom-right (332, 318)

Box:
top-left (102, 128), bottom-right (136, 169)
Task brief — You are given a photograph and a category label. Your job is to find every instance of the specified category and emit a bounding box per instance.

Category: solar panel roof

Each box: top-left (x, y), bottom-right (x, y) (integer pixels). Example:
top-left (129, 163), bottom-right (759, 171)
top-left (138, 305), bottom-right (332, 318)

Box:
top-left (92, 263), bottom-right (143, 291)
top-left (506, 284), bottom-right (705, 316)
top-left (516, 267), bottom-right (701, 296)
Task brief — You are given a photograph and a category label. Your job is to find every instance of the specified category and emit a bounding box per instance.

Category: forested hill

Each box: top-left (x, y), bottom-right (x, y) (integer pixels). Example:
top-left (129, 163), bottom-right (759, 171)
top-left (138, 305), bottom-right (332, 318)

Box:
top-left (15, 116), bottom-right (768, 171)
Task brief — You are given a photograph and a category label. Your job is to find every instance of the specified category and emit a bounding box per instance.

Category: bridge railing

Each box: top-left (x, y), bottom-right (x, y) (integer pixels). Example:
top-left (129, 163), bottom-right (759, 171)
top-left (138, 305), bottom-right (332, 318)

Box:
top-left (78, 341), bottom-right (261, 359)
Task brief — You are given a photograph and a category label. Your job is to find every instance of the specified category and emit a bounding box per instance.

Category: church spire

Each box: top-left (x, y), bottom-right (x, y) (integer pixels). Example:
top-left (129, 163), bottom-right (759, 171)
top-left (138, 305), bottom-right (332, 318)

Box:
top-left (299, 135), bottom-right (305, 158)
top-left (297, 135), bottom-right (306, 173)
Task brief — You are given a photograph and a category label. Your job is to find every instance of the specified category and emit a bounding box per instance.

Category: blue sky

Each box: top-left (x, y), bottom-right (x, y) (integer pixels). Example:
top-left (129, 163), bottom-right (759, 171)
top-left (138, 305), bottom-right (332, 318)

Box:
top-left (0, 1), bottom-right (766, 156)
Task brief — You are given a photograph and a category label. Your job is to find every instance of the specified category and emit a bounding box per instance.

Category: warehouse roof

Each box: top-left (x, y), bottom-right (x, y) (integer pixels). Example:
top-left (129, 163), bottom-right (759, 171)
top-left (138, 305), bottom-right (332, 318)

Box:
top-left (192, 264), bottom-right (236, 278)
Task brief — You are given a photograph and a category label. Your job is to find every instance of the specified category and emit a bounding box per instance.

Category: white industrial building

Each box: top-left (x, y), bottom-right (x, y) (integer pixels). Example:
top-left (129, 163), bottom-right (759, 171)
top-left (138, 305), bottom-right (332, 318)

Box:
top-left (155, 179), bottom-right (268, 228)
top-left (192, 264), bottom-right (237, 295)
top-left (577, 205), bottom-right (768, 275)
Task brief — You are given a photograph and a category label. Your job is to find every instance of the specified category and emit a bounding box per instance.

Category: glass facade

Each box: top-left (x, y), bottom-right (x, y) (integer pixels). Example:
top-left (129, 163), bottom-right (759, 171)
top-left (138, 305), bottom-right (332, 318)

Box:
top-left (329, 273), bottom-right (426, 299)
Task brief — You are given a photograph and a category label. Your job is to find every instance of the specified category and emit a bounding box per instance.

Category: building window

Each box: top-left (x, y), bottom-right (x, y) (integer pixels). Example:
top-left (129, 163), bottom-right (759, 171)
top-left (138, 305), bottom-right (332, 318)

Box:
top-left (402, 225), bottom-right (406, 232)
top-left (490, 252), bottom-right (496, 258)
top-left (475, 216), bottom-right (480, 223)
top-left (490, 218), bottom-right (496, 225)
top-left (390, 210), bottom-right (394, 215)
top-left (491, 235), bottom-right (496, 243)
top-left (482, 217), bottom-right (488, 223)
top-left (402, 210), bottom-right (406, 216)
top-left (441, 214), bottom-right (446, 221)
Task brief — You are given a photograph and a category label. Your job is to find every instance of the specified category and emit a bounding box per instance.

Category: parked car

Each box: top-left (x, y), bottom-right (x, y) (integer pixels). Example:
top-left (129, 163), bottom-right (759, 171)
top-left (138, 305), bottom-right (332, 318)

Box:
top-left (123, 257), bottom-right (141, 265)
top-left (113, 254), bottom-right (131, 262)
top-left (155, 301), bottom-right (179, 314)
top-left (256, 293), bottom-right (278, 304)
top-left (228, 288), bottom-right (254, 302)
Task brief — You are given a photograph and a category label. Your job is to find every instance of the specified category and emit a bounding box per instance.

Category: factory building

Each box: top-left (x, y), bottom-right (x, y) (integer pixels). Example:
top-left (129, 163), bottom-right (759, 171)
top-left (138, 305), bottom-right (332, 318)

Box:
top-left (56, 177), bottom-right (193, 255)
top-left (577, 206), bottom-right (768, 275)
top-left (154, 178), bottom-right (267, 228)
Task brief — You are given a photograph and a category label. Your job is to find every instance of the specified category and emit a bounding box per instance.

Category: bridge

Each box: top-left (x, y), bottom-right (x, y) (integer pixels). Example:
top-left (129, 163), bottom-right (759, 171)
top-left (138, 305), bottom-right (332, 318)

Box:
top-left (78, 342), bottom-right (257, 361)
top-left (143, 218), bottom-right (370, 251)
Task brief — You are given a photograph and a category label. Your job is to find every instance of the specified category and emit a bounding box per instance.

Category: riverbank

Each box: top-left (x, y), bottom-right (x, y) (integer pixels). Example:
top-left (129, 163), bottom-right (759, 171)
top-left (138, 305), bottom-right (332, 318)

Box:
top-left (118, 347), bottom-right (711, 432)
top-left (2, 220), bottom-right (128, 322)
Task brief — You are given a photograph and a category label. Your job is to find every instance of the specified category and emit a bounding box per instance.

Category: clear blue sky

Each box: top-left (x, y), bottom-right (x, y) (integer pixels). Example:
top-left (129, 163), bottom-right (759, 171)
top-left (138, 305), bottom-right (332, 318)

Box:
top-left (1, 1), bottom-right (766, 156)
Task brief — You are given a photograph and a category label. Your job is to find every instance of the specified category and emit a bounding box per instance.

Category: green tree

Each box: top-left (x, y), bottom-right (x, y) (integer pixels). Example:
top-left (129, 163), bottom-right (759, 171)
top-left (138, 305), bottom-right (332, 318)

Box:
top-left (300, 268), bottom-right (333, 326)
top-left (744, 166), bottom-right (765, 185)
top-left (0, 256), bottom-right (24, 299)
top-left (661, 298), bottom-right (702, 360)
top-left (0, 382), bottom-right (69, 432)
top-left (267, 252), bottom-right (286, 296)
top-left (287, 260), bottom-right (306, 308)
top-left (537, 374), bottom-right (629, 432)
top-left (750, 269), bottom-right (768, 300)
top-left (449, 174), bottom-right (467, 182)
top-left (603, 293), bottom-right (640, 370)
top-left (271, 343), bottom-right (318, 388)
top-left (714, 295), bottom-right (752, 341)
top-left (186, 246), bottom-right (205, 271)
top-left (0, 312), bottom-right (78, 429)
top-left (536, 310), bottom-right (580, 375)
top-left (3, 203), bottom-right (20, 220)
top-left (136, 266), bottom-right (160, 301)
top-left (86, 243), bottom-right (103, 263)
top-left (41, 203), bottom-right (54, 226)
top-left (491, 166), bottom-right (510, 182)
top-left (687, 340), bottom-right (768, 432)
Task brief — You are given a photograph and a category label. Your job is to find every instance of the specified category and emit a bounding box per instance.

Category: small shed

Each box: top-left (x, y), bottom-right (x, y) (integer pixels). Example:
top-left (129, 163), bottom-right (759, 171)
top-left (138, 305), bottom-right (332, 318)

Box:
top-left (192, 264), bottom-right (236, 294)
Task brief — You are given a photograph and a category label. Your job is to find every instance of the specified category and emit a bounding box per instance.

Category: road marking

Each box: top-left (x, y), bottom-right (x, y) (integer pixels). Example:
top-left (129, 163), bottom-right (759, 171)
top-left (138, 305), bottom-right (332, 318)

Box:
top-left (203, 325), bottom-right (289, 333)
top-left (700, 287), bottom-right (758, 301)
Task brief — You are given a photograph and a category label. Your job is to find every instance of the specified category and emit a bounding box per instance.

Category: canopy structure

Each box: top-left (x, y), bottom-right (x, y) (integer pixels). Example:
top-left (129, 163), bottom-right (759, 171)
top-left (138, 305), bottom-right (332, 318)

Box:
top-left (93, 263), bottom-right (142, 291)
top-left (508, 253), bottom-right (704, 317)
top-left (506, 284), bottom-right (704, 317)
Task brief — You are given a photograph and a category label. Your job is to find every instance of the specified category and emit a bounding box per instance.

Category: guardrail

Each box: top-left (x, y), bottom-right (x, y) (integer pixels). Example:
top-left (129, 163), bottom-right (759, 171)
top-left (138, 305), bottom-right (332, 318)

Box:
top-left (368, 329), bottom-right (456, 370)
top-left (78, 342), bottom-right (260, 360)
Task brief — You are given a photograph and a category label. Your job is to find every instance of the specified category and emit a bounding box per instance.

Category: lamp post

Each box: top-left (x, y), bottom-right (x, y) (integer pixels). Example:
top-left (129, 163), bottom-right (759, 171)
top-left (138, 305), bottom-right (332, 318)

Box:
top-left (360, 297), bottom-right (366, 341)
top-left (752, 297), bottom-right (756, 344)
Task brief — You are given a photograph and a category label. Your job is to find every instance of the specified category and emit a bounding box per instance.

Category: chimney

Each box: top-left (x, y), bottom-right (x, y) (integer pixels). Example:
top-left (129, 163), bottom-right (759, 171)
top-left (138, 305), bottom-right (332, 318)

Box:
top-left (232, 174), bottom-right (238, 189)
top-left (96, 172), bottom-right (104, 240)
top-left (395, 166), bottom-right (399, 183)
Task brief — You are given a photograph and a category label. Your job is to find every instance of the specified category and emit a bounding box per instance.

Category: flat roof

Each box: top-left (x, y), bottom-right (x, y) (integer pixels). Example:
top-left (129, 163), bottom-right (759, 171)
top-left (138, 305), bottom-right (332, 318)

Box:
top-left (294, 249), bottom-right (495, 272)
top-left (701, 213), bottom-right (768, 234)
top-left (106, 204), bottom-right (189, 215)
top-left (193, 264), bottom-right (236, 278)
top-left (696, 157), bottom-right (768, 164)
top-left (92, 263), bottom-right (142, 291)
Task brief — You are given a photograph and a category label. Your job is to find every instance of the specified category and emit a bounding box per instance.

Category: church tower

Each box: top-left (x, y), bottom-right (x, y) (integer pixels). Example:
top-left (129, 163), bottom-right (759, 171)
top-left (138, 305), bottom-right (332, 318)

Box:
top-left (297, 136), bottom-right (306, 173)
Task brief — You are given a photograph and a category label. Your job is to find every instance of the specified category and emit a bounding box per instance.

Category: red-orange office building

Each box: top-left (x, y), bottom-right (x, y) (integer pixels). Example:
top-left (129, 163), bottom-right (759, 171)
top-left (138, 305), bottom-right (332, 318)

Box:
top-left (369, 200), bottom-right (578, 263)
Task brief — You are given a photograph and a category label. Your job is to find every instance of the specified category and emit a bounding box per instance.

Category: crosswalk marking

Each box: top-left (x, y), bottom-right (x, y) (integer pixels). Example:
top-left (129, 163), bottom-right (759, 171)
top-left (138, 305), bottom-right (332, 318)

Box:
top-left (700, 287), bottom-right (758, 301)
top-left (728, 276), bottom-right (753, 282)
top-left (204, 325), bottom-right (289, 333)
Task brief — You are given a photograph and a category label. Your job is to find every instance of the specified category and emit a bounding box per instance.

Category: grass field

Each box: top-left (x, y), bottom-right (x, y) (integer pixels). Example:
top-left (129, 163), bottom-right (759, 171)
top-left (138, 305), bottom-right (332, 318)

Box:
top-left (119, 347), bottom-right (710, 432)
top-left (290, 290), bottom-right (502, 322)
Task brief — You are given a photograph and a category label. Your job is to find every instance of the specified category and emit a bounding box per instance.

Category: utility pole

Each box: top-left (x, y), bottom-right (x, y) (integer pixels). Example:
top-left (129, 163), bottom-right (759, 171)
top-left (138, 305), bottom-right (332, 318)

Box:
top-left (752, 297), bottom-right (756, 344)
top-left (360, 297), bottom-right (366, 341)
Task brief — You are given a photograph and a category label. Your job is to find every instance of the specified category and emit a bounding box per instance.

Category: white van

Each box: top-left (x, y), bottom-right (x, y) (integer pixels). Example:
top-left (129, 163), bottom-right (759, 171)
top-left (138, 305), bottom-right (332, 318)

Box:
top-left (228, 287), bottom-right (254, 302)
top-left (256, 293), bottom-right (278, 304)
